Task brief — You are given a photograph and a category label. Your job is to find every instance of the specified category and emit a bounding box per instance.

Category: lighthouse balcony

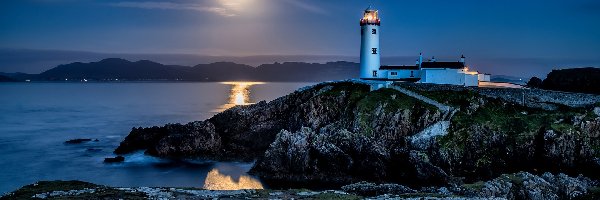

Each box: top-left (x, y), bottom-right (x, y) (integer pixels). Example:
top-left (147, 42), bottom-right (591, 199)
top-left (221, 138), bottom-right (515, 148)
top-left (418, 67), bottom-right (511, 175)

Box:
top-left (360, 19), bottom-right (380, 26)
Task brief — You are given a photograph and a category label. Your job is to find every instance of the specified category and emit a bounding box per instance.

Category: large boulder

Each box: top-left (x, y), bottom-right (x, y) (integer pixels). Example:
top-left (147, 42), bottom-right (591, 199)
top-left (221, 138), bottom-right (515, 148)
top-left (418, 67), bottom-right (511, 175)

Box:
top-left (477, 172), bottom-right (594, 200)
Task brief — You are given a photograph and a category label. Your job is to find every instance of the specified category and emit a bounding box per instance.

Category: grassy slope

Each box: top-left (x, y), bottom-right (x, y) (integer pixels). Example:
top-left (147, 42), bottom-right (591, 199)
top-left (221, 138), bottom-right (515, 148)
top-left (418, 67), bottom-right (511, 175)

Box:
top-left (314, 83), bottom-right (438, 137)
top-left (413, 89), bottom-right (599, 179)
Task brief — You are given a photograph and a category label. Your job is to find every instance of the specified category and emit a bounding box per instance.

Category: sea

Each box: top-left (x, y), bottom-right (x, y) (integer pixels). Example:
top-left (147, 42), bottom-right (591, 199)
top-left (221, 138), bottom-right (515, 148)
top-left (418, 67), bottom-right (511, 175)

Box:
top-left (0, 82), bottom-right (315, 194)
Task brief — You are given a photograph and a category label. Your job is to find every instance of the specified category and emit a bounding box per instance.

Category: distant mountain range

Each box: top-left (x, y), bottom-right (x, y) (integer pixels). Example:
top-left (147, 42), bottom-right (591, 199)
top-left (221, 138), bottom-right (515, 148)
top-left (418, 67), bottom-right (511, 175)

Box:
top-left (0, 74), bottom-right (16, 82)
top-left (0, 58), bottom-right (359, 82)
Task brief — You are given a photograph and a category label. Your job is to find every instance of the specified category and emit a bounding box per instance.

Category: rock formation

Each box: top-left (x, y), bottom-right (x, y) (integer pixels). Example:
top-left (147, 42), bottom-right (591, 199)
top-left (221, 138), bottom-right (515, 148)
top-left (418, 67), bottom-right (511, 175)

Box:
top-left (114, 81), bottom-right (600, 189)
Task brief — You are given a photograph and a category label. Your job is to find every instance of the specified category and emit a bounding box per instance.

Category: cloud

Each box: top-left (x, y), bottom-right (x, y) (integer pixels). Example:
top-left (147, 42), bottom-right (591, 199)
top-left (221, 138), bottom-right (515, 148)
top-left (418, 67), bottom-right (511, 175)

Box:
top-left (110, 1), bottom-right (236, 17)
top-left (110, 0), bottom-right (326, 16)
top-left (282, 0), bottom-right (326, 14)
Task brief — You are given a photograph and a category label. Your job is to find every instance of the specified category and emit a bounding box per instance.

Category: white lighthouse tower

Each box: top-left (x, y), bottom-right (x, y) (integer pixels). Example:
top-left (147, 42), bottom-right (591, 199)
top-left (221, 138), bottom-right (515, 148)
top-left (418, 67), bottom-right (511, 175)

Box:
top-left (360, 6), bottom-right (382, 80)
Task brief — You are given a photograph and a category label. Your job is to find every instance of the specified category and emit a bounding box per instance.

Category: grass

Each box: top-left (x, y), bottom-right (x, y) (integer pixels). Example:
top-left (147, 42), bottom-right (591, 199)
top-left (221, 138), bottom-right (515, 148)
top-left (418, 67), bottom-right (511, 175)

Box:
top-left (354, 88), bottom-right (438, 136)
top-left (416, 89), bottom-right (587, 137)
top-left (397, 193), bottom-right (449, 198)
top-left (409, 88), bottom-right (598, 179)
top-left (574, 187), bottom-right (600, 200)
top-left (313, 82), bottom-right (438, 137)
top-left (463, 181), bottom-right (486, 190)
top-left (356, 88), bottom-right (433, 113)
top-left (313, 192), bottom-right (362, 200)
top-left (0, 181), bottom-right (147, 200)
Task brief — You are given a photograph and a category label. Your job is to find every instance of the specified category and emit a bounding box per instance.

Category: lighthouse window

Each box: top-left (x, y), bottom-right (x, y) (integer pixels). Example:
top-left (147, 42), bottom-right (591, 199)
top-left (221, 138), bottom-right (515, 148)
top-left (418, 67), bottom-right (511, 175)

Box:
top-left (372, 29), bottom-right (376, 34)
top-left (391, 72), bottom-right (397, 76)
top-left (373, 70), bottom-right (378, 77)
top-left (410, 71), bottom-right (414, 77)
top-left (372, 48), bottom-right (378, 54)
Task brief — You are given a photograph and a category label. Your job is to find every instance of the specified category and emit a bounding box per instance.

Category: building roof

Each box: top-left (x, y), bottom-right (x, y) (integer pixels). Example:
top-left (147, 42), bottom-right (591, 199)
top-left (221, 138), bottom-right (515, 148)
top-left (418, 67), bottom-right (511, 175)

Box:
top-left (380, 65), bottom-right (419, 70)
top-left (421, 62), bottom-right (465, 69)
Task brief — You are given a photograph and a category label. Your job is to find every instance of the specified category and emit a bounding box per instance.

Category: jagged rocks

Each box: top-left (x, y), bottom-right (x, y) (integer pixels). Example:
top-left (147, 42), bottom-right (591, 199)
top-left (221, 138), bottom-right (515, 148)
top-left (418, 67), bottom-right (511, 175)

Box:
top-left (476, 172), bottom-right (594, 200)
top-left (148, 121), bottom-right (221, 158)
top-left (113, 81), bottom-right (600, 188)
top-left (115, 121), bottom-right (222, 159)
top-left (64, 138), bottom-right (97, 144)
top-left (104, 156), bottom-right (125, 163)
top-left (341, 181), bottom-right (416, 197)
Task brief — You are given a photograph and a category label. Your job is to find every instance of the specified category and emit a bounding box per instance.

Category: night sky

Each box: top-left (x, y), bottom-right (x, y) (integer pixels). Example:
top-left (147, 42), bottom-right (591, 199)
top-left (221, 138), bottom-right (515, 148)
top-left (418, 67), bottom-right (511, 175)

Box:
top-left (1, 0), bottom-right (599, 77)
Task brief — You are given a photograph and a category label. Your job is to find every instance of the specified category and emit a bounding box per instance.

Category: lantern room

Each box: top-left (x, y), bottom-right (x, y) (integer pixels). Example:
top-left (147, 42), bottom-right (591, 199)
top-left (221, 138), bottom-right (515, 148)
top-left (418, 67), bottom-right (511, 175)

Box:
top-left (360, 8), bottom-right (380, 26)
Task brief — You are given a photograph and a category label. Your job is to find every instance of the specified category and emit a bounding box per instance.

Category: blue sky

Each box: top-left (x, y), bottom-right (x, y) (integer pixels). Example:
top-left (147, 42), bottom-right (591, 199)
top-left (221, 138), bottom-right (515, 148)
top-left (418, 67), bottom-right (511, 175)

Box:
top-left (1, 0), bottom-right (599, 76)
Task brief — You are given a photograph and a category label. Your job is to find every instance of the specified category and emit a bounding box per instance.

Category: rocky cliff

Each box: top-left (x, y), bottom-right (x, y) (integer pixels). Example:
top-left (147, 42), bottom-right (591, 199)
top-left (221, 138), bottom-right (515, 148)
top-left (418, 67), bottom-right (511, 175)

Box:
top-left (114, 81), bottom-right (600, 190)
top-left (541, 67), bottom-right (600, 95)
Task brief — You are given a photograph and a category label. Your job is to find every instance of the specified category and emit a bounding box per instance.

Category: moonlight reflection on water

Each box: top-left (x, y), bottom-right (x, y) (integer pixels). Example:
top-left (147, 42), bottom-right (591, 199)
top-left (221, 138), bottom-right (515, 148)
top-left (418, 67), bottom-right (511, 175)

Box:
top-left (218, 82), bottom-right (265, 112)
top-left (203, 169), bottom-right (264, 190)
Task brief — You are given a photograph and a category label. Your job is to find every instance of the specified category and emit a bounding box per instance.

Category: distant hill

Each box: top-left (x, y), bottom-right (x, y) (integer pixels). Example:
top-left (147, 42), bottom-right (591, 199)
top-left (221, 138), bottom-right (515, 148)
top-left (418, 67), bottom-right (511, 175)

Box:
top-left (540, 67), bottom-right (600, 95)
top-left (3, 58), bottom-right (359, 82)
top-left (0, 74), bottom-right (17, 82)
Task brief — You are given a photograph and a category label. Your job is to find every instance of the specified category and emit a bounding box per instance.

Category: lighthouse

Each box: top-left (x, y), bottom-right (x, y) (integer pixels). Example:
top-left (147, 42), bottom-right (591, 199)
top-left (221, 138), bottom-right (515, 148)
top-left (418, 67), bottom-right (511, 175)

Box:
top-left (360, 6), bottom-right (382, 80)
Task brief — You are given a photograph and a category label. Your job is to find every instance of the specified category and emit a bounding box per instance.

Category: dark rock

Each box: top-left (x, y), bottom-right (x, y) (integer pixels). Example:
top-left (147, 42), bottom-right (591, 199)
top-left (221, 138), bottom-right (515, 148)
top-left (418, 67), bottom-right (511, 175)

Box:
top-left (86, 148), bottom-right (102, 152)
top-left (341, 181), bottom-right (416, 196)
top-left (475, 172), bottom-right (595, 200)
top-left (114, 81), bottom-right (600, 187)
top-left (527, 77), bottom-right (543, 88)
top-left (64, 139), bottom-right (93, 144)
top-left (104, 156), bottom-right (125, 163)
top-left (541, 67), bottom-right (600, 95)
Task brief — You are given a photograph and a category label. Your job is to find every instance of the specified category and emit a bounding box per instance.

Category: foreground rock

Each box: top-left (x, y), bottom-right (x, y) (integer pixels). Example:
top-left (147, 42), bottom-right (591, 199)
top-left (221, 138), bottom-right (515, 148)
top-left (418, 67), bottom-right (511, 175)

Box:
top-left (541, 67), bottom-right (600, 95)
top-left (114, 81), bottom-right (600, 187)
top-left (4, 172), bottom-right (598, 200)
top-left (103, 156), bottom-right (125, 163)
top-left (474, 172), bottom-right (596, 200)
top-left (1, 180), bottom-right (361, 200)
top-left (64, 138), bottom-right (97, 144)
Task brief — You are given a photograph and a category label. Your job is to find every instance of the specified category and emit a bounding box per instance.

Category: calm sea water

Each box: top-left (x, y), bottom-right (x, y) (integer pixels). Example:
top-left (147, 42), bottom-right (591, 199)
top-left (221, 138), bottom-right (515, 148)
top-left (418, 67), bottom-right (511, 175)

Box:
top-left (0, 82), bottom-right (314, 194)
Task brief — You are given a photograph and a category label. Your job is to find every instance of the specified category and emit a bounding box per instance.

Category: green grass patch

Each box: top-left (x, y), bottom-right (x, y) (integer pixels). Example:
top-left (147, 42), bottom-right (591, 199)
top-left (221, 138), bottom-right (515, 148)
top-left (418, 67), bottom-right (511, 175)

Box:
top-left (413, 90), bottom-right (479, 108)
top-left (573, 186), bottom-right (600, 200)
top-left (313, 192), bottom-right (362, 200)
top-left (356, 88), bottom-right (437, 114)
top-left (463, 181), bottom-right (486, 190)
top-left (354, 88), bottom-right (437, 136)
top-left (0, 181), bottom-right (147, 200)
top-left (397, 193), bottom-right (450, 198)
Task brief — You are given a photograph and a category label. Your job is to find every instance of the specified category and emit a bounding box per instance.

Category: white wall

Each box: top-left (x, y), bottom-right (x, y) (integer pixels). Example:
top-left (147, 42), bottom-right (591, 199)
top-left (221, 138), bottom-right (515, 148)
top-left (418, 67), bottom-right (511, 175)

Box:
top-left (478, 74), bottom-right (491, 82)
top-left (360, 24), bottom-right (381, 79)
top-left (465, 74), bottom-right (479, 86)
top-left (387, 70), bottom-right (420, 80)
top-left (421, 69), bottom-right (464, 85)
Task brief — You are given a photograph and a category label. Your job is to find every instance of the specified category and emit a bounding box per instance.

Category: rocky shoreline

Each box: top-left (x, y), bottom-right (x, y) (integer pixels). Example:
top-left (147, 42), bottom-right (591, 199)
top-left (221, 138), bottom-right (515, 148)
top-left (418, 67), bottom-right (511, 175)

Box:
top-left (7, 81), bottom-right (598, 199)
top-left (112, 81), bottom-right (600, 187)
top-left (2, 171), bottom-right (598, 199)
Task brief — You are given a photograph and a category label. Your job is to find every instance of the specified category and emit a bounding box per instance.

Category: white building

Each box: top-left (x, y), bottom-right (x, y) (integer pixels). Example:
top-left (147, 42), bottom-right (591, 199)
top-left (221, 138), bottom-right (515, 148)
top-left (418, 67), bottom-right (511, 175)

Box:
top-left (359, 7), bottom-right (488, 87)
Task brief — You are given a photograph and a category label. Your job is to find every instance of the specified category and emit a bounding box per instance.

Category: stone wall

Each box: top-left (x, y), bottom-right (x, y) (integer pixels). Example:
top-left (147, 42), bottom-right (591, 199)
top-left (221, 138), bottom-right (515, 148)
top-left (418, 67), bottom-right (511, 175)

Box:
top-left (396, 82), bottom-right (600, 110)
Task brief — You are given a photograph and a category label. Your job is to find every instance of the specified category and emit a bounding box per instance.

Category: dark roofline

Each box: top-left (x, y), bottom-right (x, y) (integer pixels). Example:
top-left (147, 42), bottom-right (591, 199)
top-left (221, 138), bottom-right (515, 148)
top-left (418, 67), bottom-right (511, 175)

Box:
top-left (380, 65), bottom-right (419, 70)
top-left (421, 61), bottom-right (465, 69)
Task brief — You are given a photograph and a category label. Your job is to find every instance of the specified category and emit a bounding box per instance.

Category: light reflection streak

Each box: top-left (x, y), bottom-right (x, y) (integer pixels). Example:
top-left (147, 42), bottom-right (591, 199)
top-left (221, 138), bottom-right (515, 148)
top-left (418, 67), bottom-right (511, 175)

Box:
top-left (202, 169), bottom-right (264, 190)
top-left (216, 82), bottom-right (265, 112)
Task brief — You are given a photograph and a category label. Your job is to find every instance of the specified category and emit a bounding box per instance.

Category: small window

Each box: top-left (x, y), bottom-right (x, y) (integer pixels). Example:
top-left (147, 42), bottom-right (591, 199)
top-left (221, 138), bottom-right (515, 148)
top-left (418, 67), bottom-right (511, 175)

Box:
top-left (372, 29), bottom-right (377, 34)
top-left (372, 70), bottom-right (378, 77)
top-left (372, 48), bottom-right (378, 54)
top-left (410, 71), bottom-right (414, 77)
top-left (391, 72), bottom-right (398, 76)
